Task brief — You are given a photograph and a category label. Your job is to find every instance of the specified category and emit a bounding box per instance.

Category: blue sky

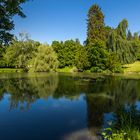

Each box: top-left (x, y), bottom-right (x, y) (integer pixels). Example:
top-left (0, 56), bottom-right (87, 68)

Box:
top-left (13, 0), bottom-right (140, 44)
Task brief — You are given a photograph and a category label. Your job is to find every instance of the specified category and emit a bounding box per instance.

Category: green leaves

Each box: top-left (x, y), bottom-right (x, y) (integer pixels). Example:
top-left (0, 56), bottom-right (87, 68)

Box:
top-left (4, 39), bottom-right (39, 69)
top-left (87, 4), bottom-right (105, 45)
top-left (31, 45), bottom-right (59, 72)
top-left (0, 0), bottom-right (28, 45)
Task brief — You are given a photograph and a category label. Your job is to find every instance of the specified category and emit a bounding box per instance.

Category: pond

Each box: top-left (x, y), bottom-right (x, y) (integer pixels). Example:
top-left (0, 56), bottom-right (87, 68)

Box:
top-left (0, 72), bottom-right (140, 140)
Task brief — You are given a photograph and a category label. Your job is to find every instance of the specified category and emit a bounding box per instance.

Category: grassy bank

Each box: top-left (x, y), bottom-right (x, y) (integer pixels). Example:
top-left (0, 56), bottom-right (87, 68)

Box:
top-left (123, 61), bottom-right (140, 73)
top-left (1, 61), bottom-right (140, 74)
top-left (56, 67), bottom-right (77, 73)
top-left (0, 68), bottom-right (24, 73)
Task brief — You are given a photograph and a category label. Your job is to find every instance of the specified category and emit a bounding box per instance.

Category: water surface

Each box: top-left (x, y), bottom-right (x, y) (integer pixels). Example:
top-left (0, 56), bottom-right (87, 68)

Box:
top-left (0, 73), bottom-right (140, 140)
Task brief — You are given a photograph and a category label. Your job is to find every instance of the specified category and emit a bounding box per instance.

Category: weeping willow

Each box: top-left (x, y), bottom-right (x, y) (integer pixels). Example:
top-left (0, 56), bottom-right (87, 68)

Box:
top-left (107, 19), bottom-right (137, 64)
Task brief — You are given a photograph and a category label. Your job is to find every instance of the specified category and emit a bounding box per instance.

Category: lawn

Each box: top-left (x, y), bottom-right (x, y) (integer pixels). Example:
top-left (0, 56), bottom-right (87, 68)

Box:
top-left (124, 61), bottom-right (140, 73)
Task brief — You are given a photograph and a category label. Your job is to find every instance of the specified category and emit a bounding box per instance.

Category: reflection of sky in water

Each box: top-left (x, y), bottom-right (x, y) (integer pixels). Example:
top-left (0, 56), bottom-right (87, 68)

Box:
top-left (135, 101), bottom-right (140, 110)
top-left (0, 93), bottom-right (87, 140)
top-left (103, 113), bottom-right (116, 129)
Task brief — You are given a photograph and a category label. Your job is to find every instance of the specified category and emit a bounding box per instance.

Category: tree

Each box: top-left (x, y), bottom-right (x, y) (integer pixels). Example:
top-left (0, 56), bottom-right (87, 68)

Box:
top-left (107, 19), bottom-right (137, 64)
top-left (0, 46), bottom-right (6, 67)
top-left (106, 53), bottom-right (122, 72)
top-left (4, 38), bottom-right (39, 69)
top-left (75, 46), bottom-right (90, 71)
top-left (134, 32), bottom-right (139, 40)
top-left (86, 4), bottom-right (105, 45)
top-left (86, 40), bottom-right (108, 72)
top-left (31, 45), bottom-right (59, 72)
top-left (0, 0), bottom-right (28, 45)
top-left (117, 19), bottom-right (128, 39)
top-left (52, 40), bottom-right (81, 68)
top-left (127, 30), bottom-right (133, 40)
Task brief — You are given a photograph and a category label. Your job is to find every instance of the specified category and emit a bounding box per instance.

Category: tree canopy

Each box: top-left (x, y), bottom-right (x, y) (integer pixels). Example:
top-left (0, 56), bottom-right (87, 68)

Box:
top-left (0, 0), bottom-right (28, 45)
top-left (31, 45), bottom-right (59, 72)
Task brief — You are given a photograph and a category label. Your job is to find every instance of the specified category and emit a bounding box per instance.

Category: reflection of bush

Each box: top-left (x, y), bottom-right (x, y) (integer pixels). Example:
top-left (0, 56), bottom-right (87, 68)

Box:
top-left (0, 74), bottom-right (59, 110)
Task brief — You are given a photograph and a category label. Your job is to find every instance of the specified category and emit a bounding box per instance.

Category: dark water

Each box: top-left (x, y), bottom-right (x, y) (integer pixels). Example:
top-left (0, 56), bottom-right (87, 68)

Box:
top-left (0, 73), bottom-right (140, 140)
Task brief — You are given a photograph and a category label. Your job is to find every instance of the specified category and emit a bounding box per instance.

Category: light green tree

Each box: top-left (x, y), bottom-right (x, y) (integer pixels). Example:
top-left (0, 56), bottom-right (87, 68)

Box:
top-left (31, 45), bottom-right (59, 72)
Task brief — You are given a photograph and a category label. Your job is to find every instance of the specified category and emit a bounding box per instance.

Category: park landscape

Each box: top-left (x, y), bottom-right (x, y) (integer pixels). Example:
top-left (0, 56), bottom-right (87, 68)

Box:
top-left (1, 0), bottom-right (140, 140)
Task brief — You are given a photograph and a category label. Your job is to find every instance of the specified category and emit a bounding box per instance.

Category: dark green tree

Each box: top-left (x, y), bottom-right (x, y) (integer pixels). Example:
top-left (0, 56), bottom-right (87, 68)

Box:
top-left (52, 40), bottom-right (81, 68)
top-left (86, 40), bottom-right (108, 72)
top-left (0, 0), bottom-right (28, 45)
top-left (86, 4), bottom-right (105, 45)
top-left (127, 30), bottom-right (133, 40)
top-left (75, 46), bottom-right (90, 70)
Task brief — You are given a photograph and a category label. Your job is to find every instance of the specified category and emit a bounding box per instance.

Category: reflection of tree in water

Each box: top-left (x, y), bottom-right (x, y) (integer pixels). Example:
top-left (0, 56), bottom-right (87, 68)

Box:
top-left (53, 75), bottom-right (82, 100)
top-left (2, 78), bottom-right (39, 110)
top-left (29, 73), bottom-right (59, 99)
top-left (85, 77), bottom-right (140, 136)
top-left (0, 80), bottom-right (6, 100)
top-left (0, 74), bottom-right (58, 110)
top-left (105, 78), bottom-right (140, 107)
top-left (86, 95), bottom-right (113, 136)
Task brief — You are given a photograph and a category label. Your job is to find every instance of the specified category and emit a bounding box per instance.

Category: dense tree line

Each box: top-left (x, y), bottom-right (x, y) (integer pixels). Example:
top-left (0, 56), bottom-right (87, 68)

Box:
top-left (0, 3), bottom-right (140, 73)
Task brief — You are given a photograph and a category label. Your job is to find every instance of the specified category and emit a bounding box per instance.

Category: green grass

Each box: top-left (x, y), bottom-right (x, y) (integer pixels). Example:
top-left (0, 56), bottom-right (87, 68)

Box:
top-left (56, 67), bottom-right (75, 73)
top-left (124, 61), bottom-right (140, 73)
top-left (0, 68), bottom-right (24, 73)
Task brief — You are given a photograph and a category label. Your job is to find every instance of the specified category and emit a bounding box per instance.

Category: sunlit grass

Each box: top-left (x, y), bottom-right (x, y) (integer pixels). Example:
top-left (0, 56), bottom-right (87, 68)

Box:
top-left (124, 61), bottom-right (140, 73)
top-left (57, 67), bottom-right (75, 73)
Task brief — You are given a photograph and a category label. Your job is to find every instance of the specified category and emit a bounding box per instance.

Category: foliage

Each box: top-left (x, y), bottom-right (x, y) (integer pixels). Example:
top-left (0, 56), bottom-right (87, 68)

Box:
top-left (106, 53), bottom-right (123, 73)
top-left (0, 0), bottom-right (28, 45)
top-left (0, 46), bottom-right (6, 67)
top-left (30, 45), bottom-right (59, 72)
top-left (75, 46), bottom-right (90, 71)
top-left (52, 40), bottom-right (81, 68)
top-left (57, 67), bottom-right (73, 73)
top-left (102, 128), bottom-right (140, 140)
top-left (107, 21), bottom-right (138, 64)
top-left (102, 105), bottom-right (140, 140)
top-left (86, 40), bottom-right (108, 72)
top-left (86, 4), bottom-right (105, 45)
top-left (117, 19), bottom-right (128, 39)
top-left (127, 30), bottom-right (133, 40)
top-left (132, 37), bottom-right (140, 60)
top-left (4, 38), bottom-right (39, 70)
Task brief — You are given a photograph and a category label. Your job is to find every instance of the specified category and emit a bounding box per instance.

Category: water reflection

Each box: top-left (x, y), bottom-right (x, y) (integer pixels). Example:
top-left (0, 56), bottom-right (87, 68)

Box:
top-left (0, 74), bottom-right (59, 110)
top-left (0, 74), bottom-right (140, 139)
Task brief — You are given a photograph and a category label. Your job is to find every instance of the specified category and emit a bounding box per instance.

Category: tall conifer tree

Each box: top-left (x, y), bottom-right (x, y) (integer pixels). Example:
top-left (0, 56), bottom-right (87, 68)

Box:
top-left (86, 4), bottom-right (105, 45)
